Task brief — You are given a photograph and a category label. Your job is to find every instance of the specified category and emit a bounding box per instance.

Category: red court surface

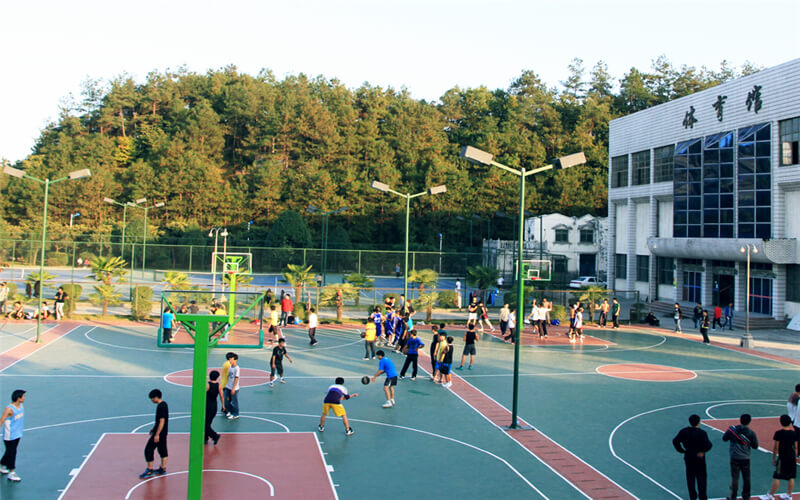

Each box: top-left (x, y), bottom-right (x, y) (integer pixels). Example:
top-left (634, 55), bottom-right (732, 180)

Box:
top-left (0, 321), bottom-right (80, 371)
top-left (483, 327), bottom-right (615, 346)
top-left (166, 368), bottom-right (271, 387)
top-left (703, 417), bottom-right (799, 457)
top-left (59, 433), bottom-right (337, 500)
top-left (596, 363), bottom-right (697, 381)
top-left (168, 321), bottom-right (263, 346)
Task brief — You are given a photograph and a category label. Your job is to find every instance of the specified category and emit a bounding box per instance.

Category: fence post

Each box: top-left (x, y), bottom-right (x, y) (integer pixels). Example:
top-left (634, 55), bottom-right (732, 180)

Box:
top-left (12, 240), bottom-right (16, 263)
top-left (412, 252), bottom-right (416, 272)
top-left (188, 245), bottom-right (193, 275)
top-left (303, 248), bottom-right (307, 267)
top-left (358, 250), bottom-right (362, 274)
top-left (71, 242), bottom-right (76, 290)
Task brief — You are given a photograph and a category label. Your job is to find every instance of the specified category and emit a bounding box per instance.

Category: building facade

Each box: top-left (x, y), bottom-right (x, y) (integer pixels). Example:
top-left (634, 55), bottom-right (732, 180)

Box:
top-left (607, 58), bottom-right (800, 320)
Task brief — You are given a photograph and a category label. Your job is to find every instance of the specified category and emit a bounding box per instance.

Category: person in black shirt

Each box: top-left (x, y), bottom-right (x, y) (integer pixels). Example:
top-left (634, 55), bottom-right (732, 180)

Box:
top-left (765, 414), bottom-right (798, 499)
top-left (139, 389), bottom-right (168, 479)
top-left (429, 325), bottom-right (441, 378)
top-left (673, 413), bottom-right (712, 500)
top-left (205, 371), bottom-right (224, 445)
top-left (269, 338), bottom-right (293, 387)
top-left (458, 324), bottom-right (480, 370)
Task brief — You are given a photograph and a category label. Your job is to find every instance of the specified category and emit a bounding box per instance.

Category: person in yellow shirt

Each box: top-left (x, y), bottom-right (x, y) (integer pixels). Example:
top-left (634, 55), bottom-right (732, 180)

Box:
top-left (219, 352), bottom-right (234, 391)
top-left (433, 332), bottom-right (448, 384)
top-left (363, 321), bottom-right (377, 360)
top-left (268, 305), bottom-right (281, 343)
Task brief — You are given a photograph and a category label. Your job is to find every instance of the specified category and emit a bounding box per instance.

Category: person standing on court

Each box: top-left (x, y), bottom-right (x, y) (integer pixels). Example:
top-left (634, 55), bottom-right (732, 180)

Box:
top-left (693, 303), bottom-right (703, 329)
top-left (498, 303), bottom-right (510, 338)
top-left (0, 282), bottom-right (8, 315)
top-left (161, 307), bottom-right (175, 344)
top-left (455, 279), bottom-right (462, 309)
top-left (318, 377), bottom-right (357, 436)
top-left (611, 298), bottom-right (621, 329)
top-left (672, 413), bottom-right (712, 500)
top-left (0, 389), bottom-right (26, 482)
top-left (723, 413), bottom-right (759, 500)
top-left (762, 414), bottom-right (798, 500)
top-left (723, 302), bottom-right (734, 331)
top-left (457, 322), bottom-right (479, 370)
top-left (139, 389), bottom-right (168, 479)
top-left (787, 384), bottom-right (800, 430)
top-left (371, 350), bottom-right (398, 408)
top-left (699, 310), bottom-right (711, 343)
top-left (54, 286), bottom-right (67, 320)
top-left (308, 307), bottom-right (318, 345)
top-left (224, 354), bottom-right (240, 419)
top-left (269, 338), bottom-right (293, 387)
top-left (673, 303), bottom-right (683, 332)
top-left (395, 263), bottom-right (401, 278)
top-left (280, 293), bottom-right (293, 327)
top-left (599, 298), bottom-right (609, 328)
top-left (399, 329), bottom-right (424, 380)
top-left (205, 371), bottom-right (224, 445)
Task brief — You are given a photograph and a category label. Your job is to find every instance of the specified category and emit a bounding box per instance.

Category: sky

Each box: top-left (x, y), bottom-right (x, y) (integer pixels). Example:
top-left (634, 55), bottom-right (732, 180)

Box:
top-left (1, 0), bottom-right (797, 162)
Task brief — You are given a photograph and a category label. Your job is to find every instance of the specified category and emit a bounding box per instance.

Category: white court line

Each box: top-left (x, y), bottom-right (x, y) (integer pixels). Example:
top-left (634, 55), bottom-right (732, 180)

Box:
top-left (0, 324), bottom-right (56, 355)
top-left (26, 413), bottom-right (190, 432)
top-left (313, 432), bottom-right (340, 500)
top-left (608, 399), bottom-right (783, 499)
top-left (57, 432), bottom-right (108, 500)
top-left (125, 469), bottom-right (275, 498)
top-left (704, 401), bottom-right (784, 420)
top-left (594, 363), bottom-right (697, 382)
top-left (84, 329), bottom-right (193, 353)
top-left (129, 414), bottom-right (291, 433)
top-left (457, 366), bottom-right (798, 379)
top-left (0, 324), bottom-right (86, 372)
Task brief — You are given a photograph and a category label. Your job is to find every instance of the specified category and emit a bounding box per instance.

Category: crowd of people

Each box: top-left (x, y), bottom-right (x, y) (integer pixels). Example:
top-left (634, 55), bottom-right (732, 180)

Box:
top-left (1, 283), bottom-right (69, 321)
top-left (671, 302), bottom-right (735, 343)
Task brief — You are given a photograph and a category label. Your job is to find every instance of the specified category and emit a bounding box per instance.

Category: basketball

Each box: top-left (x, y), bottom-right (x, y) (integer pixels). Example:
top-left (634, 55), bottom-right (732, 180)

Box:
top-left (361, 376), bottom-right (370, 385)
top-left (360, 331), bottom-right (366, 338)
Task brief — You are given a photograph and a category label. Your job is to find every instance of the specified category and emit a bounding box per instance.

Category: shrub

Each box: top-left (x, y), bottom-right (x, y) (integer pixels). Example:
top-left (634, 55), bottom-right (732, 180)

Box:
top-left (131, 286), bottom-right (154, 321)
top-left (61, 284), bottom-right (83, 317)
top-left (382, 292), bottom-right (399, 305)
top-left (550, 305), bottom-right (568, 322)
top-left (437, 290), bottom-right (458, 308)
top-left (46, 253), bottom-right (69, 266)
top-left (292, 302), bottom-right (309, 323)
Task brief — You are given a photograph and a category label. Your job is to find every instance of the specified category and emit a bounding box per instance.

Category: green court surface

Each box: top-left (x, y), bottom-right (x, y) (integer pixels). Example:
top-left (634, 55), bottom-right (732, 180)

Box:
top-left (0, 319), bottom-right (798, 499)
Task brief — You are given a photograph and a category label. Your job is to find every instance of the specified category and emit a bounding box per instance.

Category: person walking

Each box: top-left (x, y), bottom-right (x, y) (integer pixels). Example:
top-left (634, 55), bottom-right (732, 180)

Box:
top-left (429, 325), bottom-right (441, 377)
top-left (712, 305), bottom-right (723, 331)
top-left (457, 323), bottom-right (479, 370)
top-left (224, 354), bottom-right (240, 419)
top-left (539, 300), bottom-right (550, 338)
top-left (723, 302), bottom-right (734, 330)
top-left (673, 303), bottom-right (683, 332)
top-left (599, 298), bottom-right (609, 328)
top-left (308, 307), bottom-right (318, 346)
top-left (723, 413), bottom-right (759, 500)
top-left (205, 371), bottom-right (224, 445)
top-left (161, 307), bottom-right (175, 344)
top-left (499, 303), bottom-right (510, 337)
top-left (269, 338), bottom-right (293, 387)
top-left (371, 350), bottom-right (398, 408)
top-left (527, 299), bottom-right (540, 337)
top-left (363, 320), bottom-right (377, 360)
top-left (673, 413), bottom-right (712, 500)
top-left (54, 286), bottom-right (67, 320)
top-left (699, 310), bottom-right (711, 344)
top-left (478, 301), bottom-right (493, 332)
top-left (611, 298), bottom-right (621, 329)
top-left (0, 389), bottom-right (26, 482)
top-left (139, 389), bottom-right (169, 479)
top-left (280, 293), bottom-right (293, 327)
top-left (318, 377), bottom-right (357, 436)
top-left (467, 297), bottom-right (478, 325)
top-left (504, 308), bottom-right (517, 343)
top-left (761, 414), bottom-right (798, 500)
top-left (693, 303), bottom-right (703, 329)
top-left (399, 330), bottom-right (424, 380)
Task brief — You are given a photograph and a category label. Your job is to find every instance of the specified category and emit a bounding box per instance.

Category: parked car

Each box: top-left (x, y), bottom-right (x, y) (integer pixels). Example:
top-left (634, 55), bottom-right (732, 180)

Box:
top-left (569, 276), bottom-right (604, 289)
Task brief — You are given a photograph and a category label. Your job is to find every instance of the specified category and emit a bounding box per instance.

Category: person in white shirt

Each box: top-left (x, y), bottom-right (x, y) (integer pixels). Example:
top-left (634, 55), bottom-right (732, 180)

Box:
top-left (498, 304), bottom-right (510, 337)
top-left (308, 307), bottom-right (319, 346)
top-left (572, 307), bottom-right (584, 342)
top-left (224, 354), bottom-right (240, 419)
top-left (504, 309), bottom-right (516, 343)
top-left (787, 384), bottom-right (800, 426)
top-left (538, 301), bottom-right (549, 338)
top-left (526, 299), bottom-right (540, 337)
top-left (455, 280), bottom-right (462, 309)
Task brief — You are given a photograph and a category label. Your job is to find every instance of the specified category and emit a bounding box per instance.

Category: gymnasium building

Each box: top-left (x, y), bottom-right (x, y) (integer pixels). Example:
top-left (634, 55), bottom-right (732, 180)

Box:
top-left (606, 58), bottom-right (800, 326)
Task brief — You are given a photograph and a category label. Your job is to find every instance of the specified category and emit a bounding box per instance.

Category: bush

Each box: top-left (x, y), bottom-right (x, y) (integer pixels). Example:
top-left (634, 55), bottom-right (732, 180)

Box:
top-left (293, 302), bottom-right (309, 323)
top-left (61, 284), bottom-right (83, 317)
top-left (46, 253), bottom-right (69, 266)
top-left (131, 286), bottom-right (154, 321)
top-left (437, 290), bottom-right (458, 308)
top-left (382, 292), bottom-right (399, 305)
top-left (550, 305), bottom-right (568, 322)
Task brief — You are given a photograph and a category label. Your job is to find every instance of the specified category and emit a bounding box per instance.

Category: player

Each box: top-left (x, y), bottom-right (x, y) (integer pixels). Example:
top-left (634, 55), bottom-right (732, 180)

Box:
top-left (269, 338), bottom-right (293, 387)
top-left (268, 305), bottom-right (281, 344)
top-left (139, 389), bottom-right (168, 479)
top-left (0, 389), bottom-right (26, 482)
top-left (370, 307), bottom-right (383, 345)
top-left (318, 377), bottom-right (358, 436)
top-left (384, 307), bottom-right (395, 347)
top-left (308, 307), bottom-right (318, 345)
top-left (371, 350), bottom-right (398, 408)
top-left (363, 320), bottom-right (377, 360)
top-left (439, 337), bottom-right (455, 388)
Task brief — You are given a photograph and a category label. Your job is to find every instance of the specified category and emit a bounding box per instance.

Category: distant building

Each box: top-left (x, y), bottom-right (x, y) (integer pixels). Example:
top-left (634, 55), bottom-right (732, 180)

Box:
top-left (607, 58), bottom-right (800, 323)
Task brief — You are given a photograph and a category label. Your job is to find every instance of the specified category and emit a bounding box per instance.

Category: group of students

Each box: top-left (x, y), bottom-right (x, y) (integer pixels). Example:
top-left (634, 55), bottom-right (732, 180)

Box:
top-left (3, 285), bottom-right (69, 321)
top-left (673, 385), bottom-right (800, 500)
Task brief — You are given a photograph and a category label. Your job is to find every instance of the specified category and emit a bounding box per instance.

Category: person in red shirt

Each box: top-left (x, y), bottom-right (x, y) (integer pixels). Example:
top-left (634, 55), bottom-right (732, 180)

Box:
top-left (280, 294), bottom-right (294, 326)
top-left (712, 305), bottom-right (722, 331)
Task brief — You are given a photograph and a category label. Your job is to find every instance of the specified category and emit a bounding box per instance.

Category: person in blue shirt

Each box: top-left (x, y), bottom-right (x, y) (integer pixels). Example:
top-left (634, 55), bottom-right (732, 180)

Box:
top-left (723, 302), bottom-right (734, 331)
top-left (391, 313), bottom-right (403, 345)
top-left (371, 307), bottom-right (383, 342)
top-left (371, 350), bottom-right (398, 408)
top-left (161, 308), bottom-right (175, 344)
top-left (0, 389), bottom-right (26, 482)
top-left (399, 330), bottom-right (425, 380)
top-left (384, 308), bottom-right (395, 347)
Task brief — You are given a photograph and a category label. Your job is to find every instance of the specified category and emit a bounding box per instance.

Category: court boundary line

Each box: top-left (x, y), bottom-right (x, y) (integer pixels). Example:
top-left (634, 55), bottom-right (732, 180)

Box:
top-left (0, 323), bottom-right (86, 372)
top-left (56, 432), bottom-right (108, 500)
top-left (124, 469), bottom-right (276, 498)
top-left (595, 363), bottom-right (698, 382)
top-left (312, 431), bottom-right (340, 500)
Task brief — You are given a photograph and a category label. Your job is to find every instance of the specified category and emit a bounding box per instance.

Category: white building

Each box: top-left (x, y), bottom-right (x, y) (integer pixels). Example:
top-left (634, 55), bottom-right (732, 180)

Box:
top-left (607, 58), bottom-right (800, 324)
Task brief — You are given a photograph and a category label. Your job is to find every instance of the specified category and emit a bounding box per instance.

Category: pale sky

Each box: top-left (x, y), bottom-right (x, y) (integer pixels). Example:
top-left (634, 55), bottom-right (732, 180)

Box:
top-left (1, 0), bottom-right (797, 162)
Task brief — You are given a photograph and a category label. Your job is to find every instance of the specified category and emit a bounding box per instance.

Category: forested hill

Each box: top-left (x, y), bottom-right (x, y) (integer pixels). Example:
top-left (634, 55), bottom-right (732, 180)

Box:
top-left (0, 57), bottom-right (759, 250)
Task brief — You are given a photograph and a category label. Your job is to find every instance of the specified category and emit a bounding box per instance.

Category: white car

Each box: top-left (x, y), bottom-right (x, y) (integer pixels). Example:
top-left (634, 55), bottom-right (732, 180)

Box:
top-left (569, 276), bottom-right (603, 289)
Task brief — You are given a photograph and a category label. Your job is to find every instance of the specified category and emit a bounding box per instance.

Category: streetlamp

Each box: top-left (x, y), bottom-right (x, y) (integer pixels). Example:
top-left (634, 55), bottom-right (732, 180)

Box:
top-left (370, 181), bottom-right (447, 300)
top-left (103, 198), bottom-right (136, 258)
top-left (460, 145), bottom-right (585, 429)
top-left (438, 232), bottom-right (443, 274)
top-left (131, 199), bottom-right (165, 280)
top-left (307, 206), bottom-right (348, 287)
top-left (208, 227), bottom-right (228, 295)
top-left (739, 244), bottom-right (758, 349)
top-left (3, 165), bottom-right (91, 343)
top-left (69, 212), bottom-right (81, 227)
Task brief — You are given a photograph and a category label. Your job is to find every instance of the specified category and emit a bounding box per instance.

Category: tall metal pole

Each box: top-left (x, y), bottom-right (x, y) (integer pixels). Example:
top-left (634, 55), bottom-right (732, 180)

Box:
top-left (403, 194), bottom-right (411, 300)
top-left (211, 230), bottom-right (219, 296)
top-left (121, 203), bottom-right (128, 259)
top-left (142, 206), bottom-right (148, 280)
top-left (322, 214), bottom-right (329, 286)
top-left (539, 215), bottom-right (543, 262)
top-left (35, 179), bottom-right (50, 343)
top-left (511, 168), bottom-right (525, 429)
top-left (186, 317), bottom-right (210, 499)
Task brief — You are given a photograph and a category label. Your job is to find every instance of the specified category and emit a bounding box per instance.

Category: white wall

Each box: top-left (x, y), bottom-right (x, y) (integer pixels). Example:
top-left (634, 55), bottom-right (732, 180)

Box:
top-left (658, 200), bottom-right (673, 238)
top-left (615, 204), bottom-right (628, 254)
top-left (785, 190), bottom-right (800, 239)
top-left (785, 301), bottom-right (800, 319)
top-left (658, 284), bottom-right (675, 301)
top-left (636, 202), bottom-right (650, 255)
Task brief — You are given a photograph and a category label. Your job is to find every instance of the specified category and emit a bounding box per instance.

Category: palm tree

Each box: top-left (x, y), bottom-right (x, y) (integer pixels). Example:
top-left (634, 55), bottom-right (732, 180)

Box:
top-left (281, 264), bottom-right (316, 304)
top-left (414, 291), bottom-right (439, 322)
top-left (344, 272), bottom-right (374, 306)
top-left (25, 270), bottom-right (56, 301)
top-left (320, 283), bottom-right (359, 321)
top-left (466, 265), bottom-right (499, 302)
top-left (89, 256), bottom-right (128, 315)
top-left (163, 271), bottom-right (190, 290)
top-left (573, 285), bottom-right (608, 324)
top-left (408, 268), bottom-right (439, 320)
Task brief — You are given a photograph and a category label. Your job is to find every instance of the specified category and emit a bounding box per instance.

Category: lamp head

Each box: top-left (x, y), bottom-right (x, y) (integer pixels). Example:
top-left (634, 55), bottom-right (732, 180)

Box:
top-left (460, 146), bottom-right (493, 166)
top-left (371, 180), bottom-right (390, 192)
top-left (154, 202), bottom-right (165, 208)
top-left (68, 168), bottom-right (91, 179)
top-left (208, 229), bottom-right (215, 237)
top-left (103, 197), bottom-right (116, 204)
top-left (2, 166), bottom-right (25, 178)
top-left (135, 198), bottom-right (147, 205)
top-left (552, 152), bottom-right (587, 170)
top-left (221, 229), bottom-right (228, 237)
top-left (753, 246), bottom-right (759, 254)
top-left (307, 205), bottom-right (318, 213)
top-left (427, 185), bottom-right (447, 196)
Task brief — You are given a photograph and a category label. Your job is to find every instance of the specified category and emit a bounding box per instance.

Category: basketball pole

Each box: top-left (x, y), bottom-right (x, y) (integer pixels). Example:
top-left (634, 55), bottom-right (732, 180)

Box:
top-left (182, 314), bottom-right (212, 500)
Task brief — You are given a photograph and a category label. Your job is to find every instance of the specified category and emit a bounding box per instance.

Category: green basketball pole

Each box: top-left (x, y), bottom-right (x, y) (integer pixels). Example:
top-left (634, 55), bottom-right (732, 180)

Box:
top-left (228, 273), bottom-right (237, 325)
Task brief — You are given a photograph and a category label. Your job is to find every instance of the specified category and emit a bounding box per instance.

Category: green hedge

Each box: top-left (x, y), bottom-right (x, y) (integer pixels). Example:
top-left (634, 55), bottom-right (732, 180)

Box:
top-left (437, 290), bottom-right (458, 308)
top-left (46, 253), bottom-right (69, 266)
top-left (61, 284), bottom-right (82, 317)
top-left (131, 286), bottom-right (154, 321)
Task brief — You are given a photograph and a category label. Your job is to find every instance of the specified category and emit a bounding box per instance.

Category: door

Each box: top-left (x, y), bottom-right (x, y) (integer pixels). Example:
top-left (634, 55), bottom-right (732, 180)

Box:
top-left (579, 254), bottom-right (596, 277)
top-left (712, 274), bottom-right (735, 307)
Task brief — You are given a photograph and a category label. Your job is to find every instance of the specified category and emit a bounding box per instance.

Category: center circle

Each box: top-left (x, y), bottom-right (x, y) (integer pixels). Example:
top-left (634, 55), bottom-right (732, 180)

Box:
top-left (596, 363), bottom-right (696, 382)
top-left (165, 368), bottom-right (271, 388)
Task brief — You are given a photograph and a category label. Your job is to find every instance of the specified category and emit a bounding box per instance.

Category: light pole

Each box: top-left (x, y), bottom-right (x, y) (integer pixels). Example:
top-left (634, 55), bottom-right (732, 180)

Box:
top-left (438, 232), bottom-right (443, 274)
top-left (131, 199), bottom-right (165, 280)
top-left (307, 206), bottom-right (348, 287)
top-left (473, 214), bottom-right (491, 242)
top-left (208, 227), bottom-right (227, 295)
top-left (740, 244), bottom-right (758, 349)
top-left (370, 181), bottom-right (447, 300)
top-left (3, 165), bottom-right (91, 343)
top-left (69, 212), bottom-right (81, 227)
top-left (460, 146), bottom-right (585, 428)
top-left (103, 198), bottom-right (135, 258)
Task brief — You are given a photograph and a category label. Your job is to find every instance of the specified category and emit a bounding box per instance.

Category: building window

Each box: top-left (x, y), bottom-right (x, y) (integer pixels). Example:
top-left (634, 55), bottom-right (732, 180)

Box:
top-left (579, 229), bottom-right (594, 243)
top-left (656, 257), bottom-right (674, 285)
top-left (787, 265), bottom-right (800, 302)
top-left (636, 255), bottom-right (649, 282)
top-left (702, 131), bottom-right (735, 238)
top-left (611, 155), bottom-right (628, 188)
top-left (749, 277), bottom-right (772, 315)
top-left (682, 271), bottom-right (702, 303)
top-left (554, 229), bottom-right (569, 243)
top-left (553, 256), bottom-right (568, 273)
top-left (615, 254), bottom-right (627, 279)
top-left (780, 117), bottom-right (800, 166)
top-left (654, 145), bottom-right (675, 183)
top-left (631, 150), bottom-right (650, 185)
top-left (738, 123), bottom-right (771, 239)
top-left (673, 138), bottom-right (702, 238)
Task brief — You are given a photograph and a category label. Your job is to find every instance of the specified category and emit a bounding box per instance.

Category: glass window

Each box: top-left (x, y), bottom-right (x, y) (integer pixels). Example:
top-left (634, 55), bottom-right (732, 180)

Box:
top-left (702, 131), bottom-right (734, 239)
top-left (749, 277), bottom-right (772, 315)
top-left (787, 265), bottom-right (800, 302)
top-left (657, 257), bottom-right (674, 285)
top-left (615, 254), bottom-right (627, 279)
top-left (674, 138), bottom-right (702, 239)
top-left (636, 255), bottom-right (649, 282)
top-left (553, 256), bottom-right (568, 273)
top-left (555, 229), bottom-right (569, 243)
top-left (654, 145), bottom-right (674, 183)
top-left (611, 155), bottom-right (629, 188)
top-left (780, 117), bottom-right (800, 166)
top-left (631, 150), bottom-right (650, 185)
top-left (579, 229), bottom-right (594, 243)
top-left (682, 270), bottom-right (701, 303)
top-left (738, 123), bottom-right (771, 238)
